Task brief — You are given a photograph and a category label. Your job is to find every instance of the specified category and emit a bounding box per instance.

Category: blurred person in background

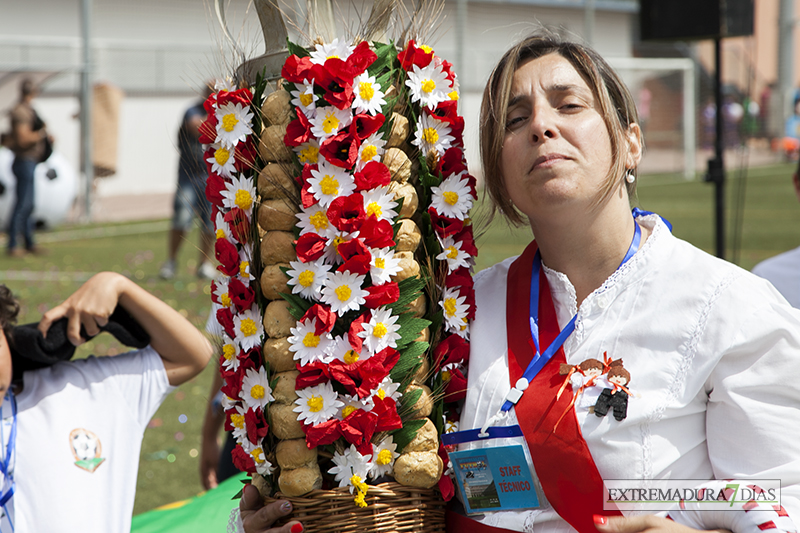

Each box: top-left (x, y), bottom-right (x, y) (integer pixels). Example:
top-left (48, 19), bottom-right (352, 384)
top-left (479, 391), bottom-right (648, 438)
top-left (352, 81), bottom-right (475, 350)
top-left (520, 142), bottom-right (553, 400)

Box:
top-left (5, 78), bottom-right (50, 258)
top-left (160, 83), bottom-right (216, 280)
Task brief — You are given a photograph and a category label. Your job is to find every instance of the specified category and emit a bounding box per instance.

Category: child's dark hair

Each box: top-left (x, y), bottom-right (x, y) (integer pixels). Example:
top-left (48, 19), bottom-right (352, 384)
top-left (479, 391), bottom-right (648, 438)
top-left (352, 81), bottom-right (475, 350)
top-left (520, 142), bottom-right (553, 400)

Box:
top-left (0, 285), bottom-right (20, 343)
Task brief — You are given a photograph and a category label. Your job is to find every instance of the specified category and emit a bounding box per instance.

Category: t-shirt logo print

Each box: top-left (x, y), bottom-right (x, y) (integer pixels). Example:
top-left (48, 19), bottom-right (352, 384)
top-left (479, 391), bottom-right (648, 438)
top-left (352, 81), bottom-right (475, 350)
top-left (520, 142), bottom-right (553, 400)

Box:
top-left (69, 428), bottom-right (106, 473)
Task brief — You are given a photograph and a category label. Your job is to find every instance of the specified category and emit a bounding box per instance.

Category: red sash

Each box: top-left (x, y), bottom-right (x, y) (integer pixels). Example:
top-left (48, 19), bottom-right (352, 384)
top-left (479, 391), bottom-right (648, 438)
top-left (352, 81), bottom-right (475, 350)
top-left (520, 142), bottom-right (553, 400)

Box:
top-left (506, 241), bottom-right (621, 532)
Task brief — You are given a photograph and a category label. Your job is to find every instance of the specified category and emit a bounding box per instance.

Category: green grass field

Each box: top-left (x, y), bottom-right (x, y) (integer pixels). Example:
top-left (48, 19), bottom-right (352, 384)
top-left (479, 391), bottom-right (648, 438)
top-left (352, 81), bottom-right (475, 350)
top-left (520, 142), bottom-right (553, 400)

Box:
top-left (0, 161), bottom-right (798, 516)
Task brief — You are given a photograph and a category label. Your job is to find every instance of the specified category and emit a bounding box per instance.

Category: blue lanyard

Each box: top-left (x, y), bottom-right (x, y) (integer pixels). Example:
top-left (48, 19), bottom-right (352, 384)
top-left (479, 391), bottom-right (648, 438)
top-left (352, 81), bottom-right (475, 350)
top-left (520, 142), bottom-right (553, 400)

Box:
top-left (0, 392), bottom-right (16, 509)
top-left (500, 216), bottom-right (644, 413)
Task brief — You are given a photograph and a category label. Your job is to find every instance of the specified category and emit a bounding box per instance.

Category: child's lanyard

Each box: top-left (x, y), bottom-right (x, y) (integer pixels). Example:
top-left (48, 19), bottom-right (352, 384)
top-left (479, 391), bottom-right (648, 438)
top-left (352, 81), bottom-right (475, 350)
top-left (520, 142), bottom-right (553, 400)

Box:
top-left (480, 219), bottom-right (643, 435)
top-left (0, 393), bottom-right (16, 507)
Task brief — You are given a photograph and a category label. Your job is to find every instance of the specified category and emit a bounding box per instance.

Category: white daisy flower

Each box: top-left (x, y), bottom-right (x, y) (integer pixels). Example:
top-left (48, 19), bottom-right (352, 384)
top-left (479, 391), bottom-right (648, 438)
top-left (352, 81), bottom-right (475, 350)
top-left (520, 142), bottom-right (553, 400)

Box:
top-left (430, 174), bottom-right (474, 220)
top-left (361, 187), bottom-right (398, 223)
top-left (215, 78), bottom-right (236, 92)
top-left (221, 393), bottom-right (237, 413)
top-left (435, 235), bottom-right (472, 273)
top-left (228, 404), bottom-right (248, 443)
top-left (206, 142), bottom-right (236, 178)
top-left (293, 382), bottom-right (344, 425)
top-left (248, 444), bottom-right (275, 476)
top-left (337, 394), bottom-right (371, 420)
top-left (286, 259), bottom-right (332, 301)
top-left (310, 106), bottom-right (352, 140)
top-left (370, 375), bottom-right (402, 403)
top-left (356, 133), bottom-right (386, 170)
top-left (352, 72), bottom-right (386, 116)
top-left (444, 418), bottom-right (459, 434)
top-left (329, 444), bottom-right (373, 491)
top-left (369, 248), bottom-right (402, 286)
top-left (405, 62), bottom-right (452, 111)
top-left (294, 139), bottom-right (320, 165)
top-left (288, 317), bottom-right (334, 366)
top-left (370, 436), bottom-right (399, 479)
top-left (240, 366), bottom-right (274, 410)
top-left (358, 306), bottom-right (401, 354)
top-left (215, 101), bottom-right (254, 148)
top-left (324, 230), bottom-right (358, 265)
top-left (328, 335), bottom-right (371, 365)
top-left (233, 305), bottom-right (264, 351)
top-left (213, 277), bottom-right (232, 308)
top-left (214, 211), bottom-right (233, 243)
top-left (308, 160), bottom-right (356, 208)
top-left (238, 243), bottom-right (255, 282)
top-left (440, 287), bottom-right (470, 338)
top-left (290, 79), bottom-right (319, 118)
top-left (321, 271), bottom-right (368, 316)
top-left (221, 174), bottom-right (256, 216)
top-left (296, 203), bottom-right (334, 238)
top-left (220, 334), bottom-right (239, 372)
top-left (310, 38), bottom-right (355, 65)
top-left (411, 113), bottom-right (455, 156)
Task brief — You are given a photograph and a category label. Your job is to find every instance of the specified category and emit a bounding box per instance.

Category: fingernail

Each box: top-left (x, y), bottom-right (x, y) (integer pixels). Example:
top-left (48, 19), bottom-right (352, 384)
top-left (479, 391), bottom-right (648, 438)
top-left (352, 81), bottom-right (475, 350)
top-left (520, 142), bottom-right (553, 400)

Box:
top-left (281, 500), bottom-right (292, 513)
top-left (290, 523), bottom-right (303, 533)
top-left (593, 515), bottom-right (607, 526)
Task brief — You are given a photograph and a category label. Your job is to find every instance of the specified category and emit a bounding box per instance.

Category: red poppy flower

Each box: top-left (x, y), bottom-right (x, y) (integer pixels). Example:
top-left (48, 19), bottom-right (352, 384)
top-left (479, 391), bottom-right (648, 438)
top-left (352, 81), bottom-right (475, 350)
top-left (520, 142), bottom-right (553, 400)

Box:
top-left (347, 313), bottom-right (368, 353)
top-left (444, 267), bottom-right (474, 295)
top-left (244, 407), bottom-right (269, 445)
top-left (429, 208), bottom-right (464, 238)
top-left (436, 146), bottom-right (467, 178)
top-left (353, 161), bottom-right (391, 191)
top-left (215, 238), bottom-right (240, 276)
top-left (199, 116), bottom-right (217, 145)
top-left (319, 131), bottom-right (359, 169)
top-left (337, 237), bottom-right (371, 264)
top-left (349, 113), bottom-right (384, 141)
top-left (359, 217), bottom-right (395, 248)
top-left (433, 334), bottom-right (470, 369)
top-left (223, 207), bottom-right (251, 244)
top-left (300, 304), bottom-right (337, 335)
top-left (440, 58), bottom-right (457, 84)
top-left (327, 193), bottom-right (366, 233)
top-left (364, 282), bottom-right (399, 308)
top-left (316, 59), bottom-right (355, 110)
top-left (296, 360), bottom-right (331, 389)
top-left (328, 359), bottom-right (358, 396)
top-left (300, 182), bottom-right (317, 209)
top-left (340, 409), bottom-right (378, 456)
top-left (346, 41), bottom-right (377, 77)
top-left (234, 138), bottom-right (258, 172)
top-left (371, 396), bottom-right (403, 432)
top-left (216, 306), bottom-right (235, 338)
top-left (454, 227), bottom-right (478, 257)
top-left (305, 418), bottom-right (342, 448)
top-left (205, 173), bottom-right (226, 208)
top-left (397, 40), bottom-right (434, 70)
top-left (217, 88), bottom-right (253, 108)
top-left (355, 347), bottom-right (399, 398)
top-left (444, 366), bottom-right (468, 402)
top-left (231, 444), bottom-right (256, 473)
top-left (437, 443), bottom-right (456, 501)
top-left (228, 277), bottom-right (255, 311)
top-left (297, 163), bottom-right (316, 187)
top-left (295, 233), bottom-right (327, 262)
top-left (285, 111), bottom-right (313, 147)
top-left (281, 54), bottom-right (316, 84)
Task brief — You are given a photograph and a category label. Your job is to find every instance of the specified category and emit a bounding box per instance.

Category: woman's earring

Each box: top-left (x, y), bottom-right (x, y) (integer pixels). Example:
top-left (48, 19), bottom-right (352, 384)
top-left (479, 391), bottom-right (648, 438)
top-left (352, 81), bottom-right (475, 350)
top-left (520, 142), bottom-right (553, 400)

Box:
top-left (625, 170), bottom-right (636, 184)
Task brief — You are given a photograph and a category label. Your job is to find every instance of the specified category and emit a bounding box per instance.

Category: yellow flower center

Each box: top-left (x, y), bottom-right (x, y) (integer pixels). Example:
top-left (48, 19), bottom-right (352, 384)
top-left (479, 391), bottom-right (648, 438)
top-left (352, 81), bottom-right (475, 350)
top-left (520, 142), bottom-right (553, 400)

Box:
top-left (299, 145), bottom-right (319, 164)
top-left (235, 189), bottom-right (253, 211)
top-left (307, 395), bottom-right (324, 412)
top-left (216, 228), bottom-right (226, 240)
top-left (223, 343), bottom-right (236, 360)
top-left (303, 332), bottom-right (321, 348)
top-left (342, 405), bottom-right (357, 418)
top-left (344, 350), bottom-right (360, 364)
top-left (251, 447), bottom-right (265, 463)
top-left (327, 54), bottom-right (340, 60)
top-left (361, 145), bottom-right (377, 162)
top-left (222, 112), bottom-right (238, 132)
top-left (366, 202), bottom-right (382, 218)
top-left (350, 475), bottom-right (368, 492)
top-left (446, 246), bottom-right (458, 259)
top-left (250, 384), bottom-right (265, 400)
top-left (442, 191), bottom-right (459, 206)
top-left (322, 111), bottom-right (340, 134)
top-left (230, 413), bottom-right (244, 428)
top-left (239, 261), bottom-right (250, 278)
top-left (335, 285), bottom-right (352, 302)
top-left (220, 292), bottom-right (232, 308)
top-left (377, 387), bottom-right (386, 400)
top-left (420, 44), bottom-right (433, 54)
top-left (373, 322), bottom-right (387, 338)
top-left (214, 146), bottom-right (231, 165)
top-left (421, 79), bottom-right (436, 94)
top-left (376, 449), bottom-right (393, 465)
top-left (240, 317), bottom-right (257, 336)
top-left (320, 175), bottom-right (339, 196)
top-left (359, 82), bottom-right (375, 101)
top-left (374, 257), bottom-right (385, 269)
top-left (333, 235), bottom-right (345, 252)
top-left (299, 93), bottom-right (314, 107)
top-left (423, 127), bottom-right (439, 145)
top-left (443, 297), bottom-right (457, 317)
top-left (449, 90), bottom-right (459, 101)
top-left (298, 270), bottom-right (315, 288)
top-left (442, 370), bottom-right (452, 382)
top-left (309, 210), bottom-right (329, 231)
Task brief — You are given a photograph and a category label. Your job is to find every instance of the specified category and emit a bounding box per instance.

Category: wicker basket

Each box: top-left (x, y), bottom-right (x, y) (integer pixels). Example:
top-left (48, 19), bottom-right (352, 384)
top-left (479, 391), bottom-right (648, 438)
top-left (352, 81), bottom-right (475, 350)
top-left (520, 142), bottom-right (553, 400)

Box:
top-left (263, 482), bottom-right (447, 533)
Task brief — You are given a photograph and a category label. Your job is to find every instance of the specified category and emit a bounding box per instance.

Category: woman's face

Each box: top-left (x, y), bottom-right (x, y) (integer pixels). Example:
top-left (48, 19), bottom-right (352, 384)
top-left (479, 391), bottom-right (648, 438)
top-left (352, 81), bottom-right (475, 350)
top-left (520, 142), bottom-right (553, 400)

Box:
top-left (501, 53), bottom-right (617, 223)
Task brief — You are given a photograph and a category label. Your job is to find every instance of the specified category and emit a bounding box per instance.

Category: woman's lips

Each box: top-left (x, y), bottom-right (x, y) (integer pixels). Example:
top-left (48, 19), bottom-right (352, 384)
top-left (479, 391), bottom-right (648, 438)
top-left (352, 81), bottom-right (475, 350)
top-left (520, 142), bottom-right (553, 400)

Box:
top-left (531, 153), bottom-right (568, 171)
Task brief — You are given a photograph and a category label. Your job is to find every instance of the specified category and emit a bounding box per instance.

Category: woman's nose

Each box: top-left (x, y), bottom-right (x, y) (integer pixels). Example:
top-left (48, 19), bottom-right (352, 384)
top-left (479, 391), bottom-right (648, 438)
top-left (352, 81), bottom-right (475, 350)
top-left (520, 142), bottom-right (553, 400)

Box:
top-left (529, 107), bottom-right (556, 143)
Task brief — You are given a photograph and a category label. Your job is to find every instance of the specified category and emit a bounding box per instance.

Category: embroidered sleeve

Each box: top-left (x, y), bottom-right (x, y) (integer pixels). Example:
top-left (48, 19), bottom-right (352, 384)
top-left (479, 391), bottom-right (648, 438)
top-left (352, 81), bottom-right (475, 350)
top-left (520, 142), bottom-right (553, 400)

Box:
top-left (227, 506), bottom-right (244, 533)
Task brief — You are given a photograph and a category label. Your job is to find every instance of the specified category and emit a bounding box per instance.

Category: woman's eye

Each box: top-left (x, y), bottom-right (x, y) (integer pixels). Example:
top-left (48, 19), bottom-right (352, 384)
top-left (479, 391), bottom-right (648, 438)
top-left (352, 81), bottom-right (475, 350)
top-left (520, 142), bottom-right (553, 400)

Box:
top-left (506, 115), bottom-right (526, 129)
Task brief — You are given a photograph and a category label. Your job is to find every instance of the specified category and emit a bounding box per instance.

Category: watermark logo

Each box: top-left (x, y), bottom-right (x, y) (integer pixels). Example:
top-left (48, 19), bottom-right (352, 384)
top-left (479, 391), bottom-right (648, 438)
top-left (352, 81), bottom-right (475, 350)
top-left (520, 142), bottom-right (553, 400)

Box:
top-left (603, 480), bottom-right (781, 511)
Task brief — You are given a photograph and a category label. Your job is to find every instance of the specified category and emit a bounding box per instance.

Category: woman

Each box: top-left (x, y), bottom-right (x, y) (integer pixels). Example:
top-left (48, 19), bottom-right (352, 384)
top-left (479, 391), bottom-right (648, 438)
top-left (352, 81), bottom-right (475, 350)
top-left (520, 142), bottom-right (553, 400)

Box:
top-left (451, 31), bottom-right (800, 533)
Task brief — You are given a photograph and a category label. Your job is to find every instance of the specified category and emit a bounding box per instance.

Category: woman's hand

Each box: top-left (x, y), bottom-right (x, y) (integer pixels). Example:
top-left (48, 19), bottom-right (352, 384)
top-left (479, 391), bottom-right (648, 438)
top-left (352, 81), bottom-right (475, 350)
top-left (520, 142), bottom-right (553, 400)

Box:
top-left (240, 484), bottom-right (303, 533)
top-left (594, 514), bottom-right (731, 533)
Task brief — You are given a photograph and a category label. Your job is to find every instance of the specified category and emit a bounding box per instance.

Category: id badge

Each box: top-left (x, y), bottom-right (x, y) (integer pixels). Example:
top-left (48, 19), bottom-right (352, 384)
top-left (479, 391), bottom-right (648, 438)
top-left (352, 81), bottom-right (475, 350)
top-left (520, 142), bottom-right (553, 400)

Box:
top-left (449, 444), bottom-right (539, 515)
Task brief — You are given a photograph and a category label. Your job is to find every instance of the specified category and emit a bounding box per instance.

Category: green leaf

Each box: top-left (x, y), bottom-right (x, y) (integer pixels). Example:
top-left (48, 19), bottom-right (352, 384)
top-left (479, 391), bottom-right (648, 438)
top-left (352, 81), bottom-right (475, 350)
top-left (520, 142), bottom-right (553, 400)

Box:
top-left (388, 277), bottom-right (426, 314)
top-left (400, 386), bottom-right (423, 412)
top-left (279, 291), bottom-right (312, 320)
top-left (391, 418), bottom-right (428, 453)
top-left (287, 38), bottom-right (309, 58)
top-left (368, 41), bottom-right (398, 77)
top-left (394, 317), bottom-right (431, 350)
top-left (390, 341), bottom-right (429, 381)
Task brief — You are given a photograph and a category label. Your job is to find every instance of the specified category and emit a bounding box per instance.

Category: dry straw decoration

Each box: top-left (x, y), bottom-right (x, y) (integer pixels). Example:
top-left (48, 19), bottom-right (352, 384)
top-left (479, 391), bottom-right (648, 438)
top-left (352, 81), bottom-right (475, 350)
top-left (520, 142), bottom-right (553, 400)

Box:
top-left (203, 2), bottom-right (476, 530)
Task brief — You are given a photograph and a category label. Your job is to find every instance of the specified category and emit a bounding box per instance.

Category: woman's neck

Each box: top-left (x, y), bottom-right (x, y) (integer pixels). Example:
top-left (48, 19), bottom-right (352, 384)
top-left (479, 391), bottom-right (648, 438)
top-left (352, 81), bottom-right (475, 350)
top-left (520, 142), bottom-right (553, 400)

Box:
top-left (530, 200), bottom-right (646, 306)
